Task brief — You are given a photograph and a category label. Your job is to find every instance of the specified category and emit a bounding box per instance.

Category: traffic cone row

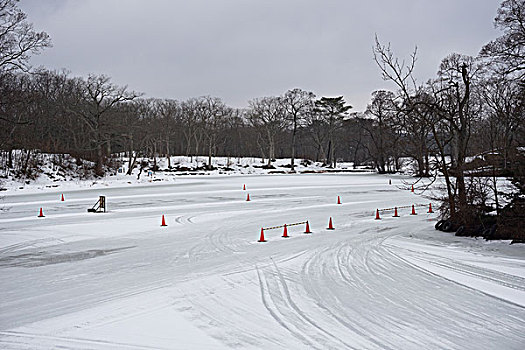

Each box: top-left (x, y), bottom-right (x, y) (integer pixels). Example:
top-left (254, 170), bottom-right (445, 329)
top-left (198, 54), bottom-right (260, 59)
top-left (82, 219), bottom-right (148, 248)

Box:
top-left (257, 220), bottom-right (322, 242)
top-left (177, 182), bottom-right (434, 242)
top-left (37, 184), bottom-right (436, 238)
top-left (375, 203), bottom-right (434, 218)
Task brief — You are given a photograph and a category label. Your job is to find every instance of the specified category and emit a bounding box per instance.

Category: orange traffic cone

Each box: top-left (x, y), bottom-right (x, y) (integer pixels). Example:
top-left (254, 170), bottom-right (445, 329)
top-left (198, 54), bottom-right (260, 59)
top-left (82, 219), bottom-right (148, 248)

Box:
top-left (393, 207), bottom-right (399, 217)
top-left (304, 221), bottom-right (312, 234)
top-left (282, 224), bottom-right (289, 238)
top-left (38, 208), bottom-right (45, 218)
top-left (258, 228), bottom-right (266, 242)
top-left (327, 217), bottom-right (335, 230)
top-left (428, 203), bottom-right (433, 213)
top-left (337, 196), bottom-right (341, 204)
top-left (243, 184), bottom-right (246, 190)
top-left (375, 209), bottom-right (381, 220)
top-left (161, 215), bottom-right (167, 226)
top-left (246, 193), bottom-right (251, 201)
top-left (411, 184), bottom-right (414, 193)
top-left (411, 205), bottom-right (417, 215)
top-left (61, 194), bottom-right (64, 201)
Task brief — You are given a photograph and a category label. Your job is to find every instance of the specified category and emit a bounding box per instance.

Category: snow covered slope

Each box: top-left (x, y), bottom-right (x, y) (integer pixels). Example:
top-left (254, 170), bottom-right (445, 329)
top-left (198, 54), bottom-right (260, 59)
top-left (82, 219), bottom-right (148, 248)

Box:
top-left (0, 173), bottom-right (524, 349)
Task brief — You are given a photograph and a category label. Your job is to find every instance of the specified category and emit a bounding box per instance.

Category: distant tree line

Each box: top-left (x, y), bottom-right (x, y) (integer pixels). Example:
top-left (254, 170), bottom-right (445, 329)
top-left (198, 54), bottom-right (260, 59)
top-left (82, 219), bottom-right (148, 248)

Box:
top-left (0, 71), bottom-right (360, 176)
top-left (0, 0), bottom-right (524, 237)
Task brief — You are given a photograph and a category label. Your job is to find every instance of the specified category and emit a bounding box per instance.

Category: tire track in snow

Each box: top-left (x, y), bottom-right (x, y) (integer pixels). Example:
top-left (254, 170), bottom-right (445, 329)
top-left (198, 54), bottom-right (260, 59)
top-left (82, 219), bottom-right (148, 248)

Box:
top-left (373, 242), bottom-right (500, 326)
top-left (415, 257), bottom-right (525, 292)
top-left (185, 212), bottom-right (248, 263)
top-left (269, 257), bottom-right (357, 349)
top-left (174, 214), bottom-right (195, 225)
top-left (0, 238), bottom-right (63, 255)
top-left (383, 243), bottom-right (525, 292)
top-left (298, 229), bottom-right (503, 349)
top-left (255, 266), bottom-right (319, 349)
top-left (367, 236), bottom-right (525, 339)
top-left (221, 250), bottom-right (309, 277)
top-left (383, 244), bottom-right (525, 308)
top-left (0, 330), bottom-right (166, 350)
top-left (300, 242), bottom-right (395, 350)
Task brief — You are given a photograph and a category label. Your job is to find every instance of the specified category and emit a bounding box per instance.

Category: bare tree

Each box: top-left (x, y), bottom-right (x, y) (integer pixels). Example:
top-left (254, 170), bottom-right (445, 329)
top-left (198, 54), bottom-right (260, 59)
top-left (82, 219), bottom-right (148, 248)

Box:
top-left (180, 97), bottom-right (204, 160)
top-left (199, 96), bottom-right (228, 169)
top-left (0, 0), bottom-right (50, 73)
top-left (342, 113), bottom-right (371, 168)
top-left (304, 109), bottom-right (328, 163)
top-left (364, 90), bottom-right (397, 173)
top-left (70, 74), bottom-right (141, 176)
top-left (0, 72), bottom-right (34, 170)
top-left (0, 0), bottom-right (50, 164)
top-left (248, 96), bottom-right (287, 166)
top-left (480, 0), bottom-right (525, 79)
top-left (157, 99), bottom-right (181, 168)
top-left (399, 91), bottom-right (434, 177)
top-left (374, 36), bottom-right (484, 223)
top-left (433, 54), bottom-right (483, 218)
top-left (314, 96), bottom-right (352, 168)
top-left (283, 88), bottom-right (315, 172)
top-left (480, 73), bottom-right (524, 169)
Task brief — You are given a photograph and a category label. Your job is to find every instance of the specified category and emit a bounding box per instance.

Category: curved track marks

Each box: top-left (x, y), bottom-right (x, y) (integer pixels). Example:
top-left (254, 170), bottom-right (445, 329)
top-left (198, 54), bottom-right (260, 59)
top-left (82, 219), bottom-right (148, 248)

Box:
top-left (2, 175), bottom-right (525, 349)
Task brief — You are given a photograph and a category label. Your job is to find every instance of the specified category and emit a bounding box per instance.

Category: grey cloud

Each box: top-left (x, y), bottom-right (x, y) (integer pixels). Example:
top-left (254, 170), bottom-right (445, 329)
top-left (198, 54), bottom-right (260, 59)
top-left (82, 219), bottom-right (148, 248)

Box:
top-left (20, 0), bottom-right (501, 111)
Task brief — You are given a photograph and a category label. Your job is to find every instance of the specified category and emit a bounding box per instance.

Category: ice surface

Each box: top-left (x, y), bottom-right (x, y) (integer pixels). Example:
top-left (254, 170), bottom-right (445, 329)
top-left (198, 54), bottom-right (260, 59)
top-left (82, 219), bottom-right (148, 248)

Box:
top-left (1, 173), bottom-right (524, 349)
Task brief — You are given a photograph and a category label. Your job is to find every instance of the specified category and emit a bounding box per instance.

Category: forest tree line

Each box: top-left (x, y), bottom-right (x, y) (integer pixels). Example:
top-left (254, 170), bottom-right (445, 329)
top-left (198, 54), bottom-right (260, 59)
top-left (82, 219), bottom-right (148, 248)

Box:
top-left (1, 0), bottom-right (524, 237)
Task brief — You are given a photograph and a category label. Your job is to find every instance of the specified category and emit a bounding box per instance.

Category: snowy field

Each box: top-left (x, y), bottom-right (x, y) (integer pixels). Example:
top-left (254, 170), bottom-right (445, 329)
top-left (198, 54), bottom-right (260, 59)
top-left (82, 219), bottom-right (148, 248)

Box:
top-left (1, 173), bottom-right (524, 349)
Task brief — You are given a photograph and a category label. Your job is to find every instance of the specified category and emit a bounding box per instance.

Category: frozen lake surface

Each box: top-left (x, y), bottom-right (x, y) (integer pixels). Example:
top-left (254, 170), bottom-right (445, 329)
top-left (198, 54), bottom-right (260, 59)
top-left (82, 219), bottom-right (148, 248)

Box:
top-left (1, 173), bottom-right (524, 349)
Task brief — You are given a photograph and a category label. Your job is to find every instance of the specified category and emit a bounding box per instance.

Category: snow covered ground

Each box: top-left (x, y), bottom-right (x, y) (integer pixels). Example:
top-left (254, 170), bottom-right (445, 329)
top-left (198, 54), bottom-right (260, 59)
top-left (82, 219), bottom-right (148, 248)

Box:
top-left (1, 172), bottom-right (524, 349)
top-left (0, 155), bottom-right (373, 194)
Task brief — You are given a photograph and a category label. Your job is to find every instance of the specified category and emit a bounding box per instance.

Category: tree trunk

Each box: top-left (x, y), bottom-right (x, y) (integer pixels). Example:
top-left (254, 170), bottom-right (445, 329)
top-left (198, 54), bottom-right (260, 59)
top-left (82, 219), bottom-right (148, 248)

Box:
top-left (330, 137), bottom-right (336, 168)
top-left (291, 131), bottom-right (296, 171)
top-left (416, 155), bottom-right (424, 177)
top-left (268, 138), bottom-right (275, 167)
top-left (208, 141), bottom-right (212, 169)
top-left (326, 140), bottom-right (332, 166)
top-left (95, 142), bottom-right (104, 176)
top-left (166, 138), bottom-right (171, 168)
top-left (432, 123), bottom-right (456, 217)
top-left (127, 152), bottom-right (137, 176)
top-left (290, 114), bottom-right (298, 172)
top-left (22, 149), bottom-right (31, 176)
top-left (424, 151), bottom-right (430, 177)
top-left (256, 135), bottom-right (266, 163)
top-left (8, 148), bottom-right (13, 169)
top-left (106, 139), bottom-right (111, 159)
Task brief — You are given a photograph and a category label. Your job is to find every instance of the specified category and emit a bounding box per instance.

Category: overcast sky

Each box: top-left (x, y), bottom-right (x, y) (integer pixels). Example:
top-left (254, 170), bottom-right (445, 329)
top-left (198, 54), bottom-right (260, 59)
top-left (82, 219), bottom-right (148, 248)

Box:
top-left (20, 0), bottom-right (501, 111)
